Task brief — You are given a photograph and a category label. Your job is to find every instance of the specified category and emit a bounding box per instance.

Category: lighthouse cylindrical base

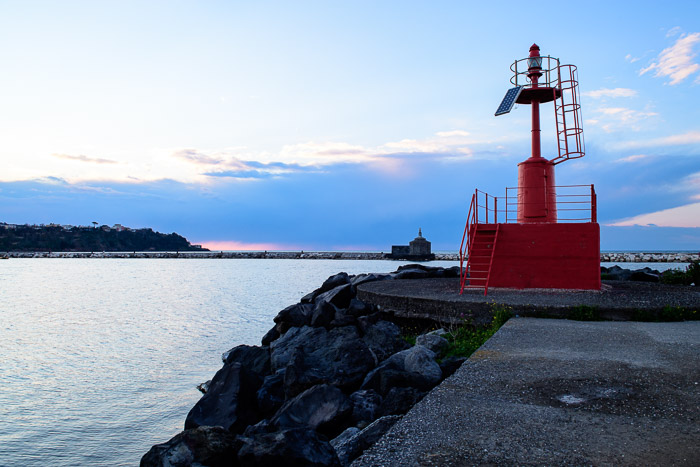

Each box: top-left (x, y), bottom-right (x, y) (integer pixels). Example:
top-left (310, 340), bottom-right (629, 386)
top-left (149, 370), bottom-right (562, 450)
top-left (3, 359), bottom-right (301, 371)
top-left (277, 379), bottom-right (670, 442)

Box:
top-left (517, 157), bottom-right (557, 223)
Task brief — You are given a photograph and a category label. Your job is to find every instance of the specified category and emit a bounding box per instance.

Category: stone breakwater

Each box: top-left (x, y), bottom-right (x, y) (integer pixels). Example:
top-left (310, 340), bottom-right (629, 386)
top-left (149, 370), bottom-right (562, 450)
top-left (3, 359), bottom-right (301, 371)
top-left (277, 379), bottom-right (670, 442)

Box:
top-left (600, 252), bottom-right (698, 263)
top-left (142, 264), bottom-right (466, 467)
top-left (4, 251), bottom-right (699, 262)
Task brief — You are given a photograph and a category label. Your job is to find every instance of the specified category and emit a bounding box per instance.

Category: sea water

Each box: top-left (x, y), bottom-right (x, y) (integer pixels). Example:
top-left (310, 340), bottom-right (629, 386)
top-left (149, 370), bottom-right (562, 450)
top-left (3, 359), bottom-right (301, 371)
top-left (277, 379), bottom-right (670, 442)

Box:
top-left (0, 258), bottom-right (688, 466)
top-left (0, 259), bottom-right (457, 466)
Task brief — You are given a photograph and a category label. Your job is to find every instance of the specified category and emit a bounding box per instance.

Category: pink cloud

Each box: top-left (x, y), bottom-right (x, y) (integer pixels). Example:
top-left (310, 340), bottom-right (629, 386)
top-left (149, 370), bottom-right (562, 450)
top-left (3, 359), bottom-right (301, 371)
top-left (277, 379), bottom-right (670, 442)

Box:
top-left (609, 202), bottom-right (700, 228)
top-left (199, 240), bottom-right (300, 251)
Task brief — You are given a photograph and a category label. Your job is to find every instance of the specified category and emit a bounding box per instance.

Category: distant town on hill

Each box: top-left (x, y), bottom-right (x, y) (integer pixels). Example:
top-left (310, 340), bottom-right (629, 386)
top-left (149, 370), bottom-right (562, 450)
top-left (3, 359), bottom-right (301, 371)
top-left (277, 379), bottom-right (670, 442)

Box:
top-left (0, 223), bottom-right (208, 252)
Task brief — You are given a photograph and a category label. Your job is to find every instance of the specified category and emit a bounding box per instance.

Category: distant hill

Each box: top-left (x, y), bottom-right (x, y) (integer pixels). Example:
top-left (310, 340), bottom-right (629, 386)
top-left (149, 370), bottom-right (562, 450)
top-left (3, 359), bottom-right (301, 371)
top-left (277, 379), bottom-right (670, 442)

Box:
top-left (0, 223), bottom-right (208, 252)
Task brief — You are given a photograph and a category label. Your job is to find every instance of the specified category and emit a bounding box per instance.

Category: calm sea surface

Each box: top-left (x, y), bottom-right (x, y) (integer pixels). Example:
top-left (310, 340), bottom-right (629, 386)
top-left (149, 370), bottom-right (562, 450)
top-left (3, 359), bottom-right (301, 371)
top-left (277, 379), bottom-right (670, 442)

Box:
top-left (0, 258), bottom-right (687, 466)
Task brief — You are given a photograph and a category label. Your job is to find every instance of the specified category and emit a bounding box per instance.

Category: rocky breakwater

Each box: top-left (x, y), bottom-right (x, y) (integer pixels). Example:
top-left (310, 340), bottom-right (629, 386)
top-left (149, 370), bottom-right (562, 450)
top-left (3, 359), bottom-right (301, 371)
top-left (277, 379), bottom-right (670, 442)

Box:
top-left (142, 265), bottom-right (464, 467)
top-left (601, 252), bottom-right (699, 263)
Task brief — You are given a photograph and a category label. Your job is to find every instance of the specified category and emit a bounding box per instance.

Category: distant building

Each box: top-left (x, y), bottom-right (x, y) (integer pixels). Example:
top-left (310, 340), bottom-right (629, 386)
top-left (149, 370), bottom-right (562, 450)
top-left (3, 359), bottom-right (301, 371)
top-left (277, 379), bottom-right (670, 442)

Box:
top-left (390, 228), bottom-right (435, 260)
top-left (112, 224), bottom-right (126, 232)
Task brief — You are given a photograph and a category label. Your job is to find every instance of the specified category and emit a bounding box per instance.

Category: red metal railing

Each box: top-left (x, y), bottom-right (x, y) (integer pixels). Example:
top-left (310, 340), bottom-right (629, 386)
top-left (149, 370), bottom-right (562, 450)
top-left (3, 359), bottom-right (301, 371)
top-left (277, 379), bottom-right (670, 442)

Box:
top-left (458, 191), bottom-right (477, 292)
top-left (474, 184), bottom-right (597, 224)
top-left (511, 55), bottom-right (560, 89)
top-left (459, 184), bottom-right (597, 294)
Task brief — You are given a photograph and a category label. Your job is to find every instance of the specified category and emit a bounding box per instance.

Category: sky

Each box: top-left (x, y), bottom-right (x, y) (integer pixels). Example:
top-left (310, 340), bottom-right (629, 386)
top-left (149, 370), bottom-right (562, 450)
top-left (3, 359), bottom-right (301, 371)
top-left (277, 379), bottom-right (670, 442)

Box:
top-left (1, 0), bottom-right (699, 251)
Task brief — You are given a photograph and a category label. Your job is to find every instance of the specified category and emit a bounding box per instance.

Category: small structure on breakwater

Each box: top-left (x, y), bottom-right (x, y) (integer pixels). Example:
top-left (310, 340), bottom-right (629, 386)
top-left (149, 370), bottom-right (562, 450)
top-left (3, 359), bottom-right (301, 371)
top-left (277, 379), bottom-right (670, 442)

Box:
top-left (390, 228), bottom-right (435, 261)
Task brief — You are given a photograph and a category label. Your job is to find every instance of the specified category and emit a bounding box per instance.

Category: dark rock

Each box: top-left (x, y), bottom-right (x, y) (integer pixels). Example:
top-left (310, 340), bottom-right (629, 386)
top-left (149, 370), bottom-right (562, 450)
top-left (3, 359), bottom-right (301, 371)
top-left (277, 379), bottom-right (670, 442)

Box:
top-left (185, 362), bottom-right (263, 433)
top-left (330, 427), bottom-right (360, 451)
top-left (443, 266), bottom-right (461, 278)
top-left (140, 426), bottom-right (241, 467)
top-left (415, 333), bottom-right (449, 355)
top-left (314, 283), bottom-right (354, 309)
top-left (222, 345), bottom-right (270, 375)
top-left (395, 263), bottom-right (435, 272)
top-left (310, 300), bottom-right (339, 328)
top-left (196, 380), bottom-right (211, 394)
top-left (271, 384), bottom-right (352, 437)
top-left (320, 272), bottom-right (351, 293)
top-left (270, 325), bottom-right (375, 396)
top-left (282, 348), bottom-right (328, 397)
top-left (356, 311), bottom-right (393, 333)
top-left (361, 345), bottom-right (442, 394)
top-left (346, 298), bottom-right (373, 318)
top-left (392, 268), bottom-right (432, 280)
top-left (237, 427), bottom-right (340, 467)
top-left (331, 415), bottom-right (402, 466)
top-left (300, 290), bottom-right (316, 304)
top-left (274, 303), bottom-right (314, 327)
top-left (439, 355), bottom-right (467, 379)
top-left (349, 389), bottom-right (383, 426)
top-left (404, 345), bottom-right (442, 385)
top-left (243, 419), bottom-right (274, 437)
top-left (604, 265), bottom-right (633, 281)
top-left (261, 326), bottom-right (280, 346)
top-left (301, 272), bottom-right (352, 304)
top-left (359, 357), bottom-right (411, 395)
top-left (379, 387), bottom-right (425, 416)
top-left (257, 371), bottom-right (286, 416)
top-left (330, 309), bottom-right (357, 327)
top-left (362, 320), bottom-right (409, 363)
top-left (270, 326), bottom-right (325, 372)
top-left (630, 270), bottom-right (660, 282)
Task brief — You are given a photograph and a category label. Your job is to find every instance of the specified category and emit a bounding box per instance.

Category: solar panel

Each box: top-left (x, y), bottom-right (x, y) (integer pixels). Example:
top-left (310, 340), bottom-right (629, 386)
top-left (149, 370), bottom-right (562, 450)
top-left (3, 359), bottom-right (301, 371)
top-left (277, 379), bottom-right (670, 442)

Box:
top-left (495, 86), bottom-right (523, 116)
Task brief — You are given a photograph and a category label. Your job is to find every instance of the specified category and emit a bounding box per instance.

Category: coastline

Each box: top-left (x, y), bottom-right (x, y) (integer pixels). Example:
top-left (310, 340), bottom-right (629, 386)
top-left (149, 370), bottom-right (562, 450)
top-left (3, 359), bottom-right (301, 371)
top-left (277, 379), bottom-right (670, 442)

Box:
top-left (2, 250), bottom-right (698, 262)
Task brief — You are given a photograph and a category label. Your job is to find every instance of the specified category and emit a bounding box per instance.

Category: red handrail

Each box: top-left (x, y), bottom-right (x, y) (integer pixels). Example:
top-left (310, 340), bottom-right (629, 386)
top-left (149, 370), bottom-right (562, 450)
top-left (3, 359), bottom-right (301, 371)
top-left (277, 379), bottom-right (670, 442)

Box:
top-left (459, 190), bottom-right (477, 293)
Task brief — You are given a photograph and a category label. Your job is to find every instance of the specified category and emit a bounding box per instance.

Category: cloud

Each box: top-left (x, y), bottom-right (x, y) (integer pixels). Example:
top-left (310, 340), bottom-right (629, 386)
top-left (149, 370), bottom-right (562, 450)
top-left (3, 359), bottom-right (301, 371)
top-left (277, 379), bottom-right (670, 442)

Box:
top-left (435, 130), bottom-right (470, 137)
top-left (171, 148), bottom-right (314, 180)
top-left (625, 54), bottom-right (640, 64)
top-left (202, 170), bottom-right (271, 179)
top-left (13, 129), bottom-right (482, 185)
top-left (614, 130), bottom-right (700, 149)
top-left (666, 26), bottom-right (683, 38)
top-left (51, 153), bottom-right (118, 164)
top-left (639, 32), bottom-right (700, 85)
top-left (200, 240), bottom-right (296, 251)
top-left (610, 202), bottom-right (700, 228)
top-left (172, 149), bottom-right (225, 165)
top-left (583, 88), bottom-right (637, 99)
top-left (586, 107), bottom-right (658, 132)
top-left (614, 154), bottom-right (649, 163)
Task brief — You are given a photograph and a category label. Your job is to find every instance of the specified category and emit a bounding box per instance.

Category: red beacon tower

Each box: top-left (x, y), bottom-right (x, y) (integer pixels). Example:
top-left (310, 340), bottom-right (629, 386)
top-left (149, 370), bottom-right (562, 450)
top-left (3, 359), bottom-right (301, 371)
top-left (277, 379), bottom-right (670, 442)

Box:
top-left (459, 44), bottom-right (600, 294)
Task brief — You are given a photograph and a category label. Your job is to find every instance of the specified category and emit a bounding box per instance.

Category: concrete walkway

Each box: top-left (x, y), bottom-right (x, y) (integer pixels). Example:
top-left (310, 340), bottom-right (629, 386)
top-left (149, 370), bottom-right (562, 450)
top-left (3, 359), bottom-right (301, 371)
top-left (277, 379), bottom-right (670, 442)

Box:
top-left (353, 318), bottom-right (700, 466)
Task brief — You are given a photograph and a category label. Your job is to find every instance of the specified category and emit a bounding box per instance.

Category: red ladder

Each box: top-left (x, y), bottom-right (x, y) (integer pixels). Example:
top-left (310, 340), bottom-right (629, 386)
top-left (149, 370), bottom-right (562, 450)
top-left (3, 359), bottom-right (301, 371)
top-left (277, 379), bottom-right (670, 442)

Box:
top-left (552, 64), bottom-right (585, 165)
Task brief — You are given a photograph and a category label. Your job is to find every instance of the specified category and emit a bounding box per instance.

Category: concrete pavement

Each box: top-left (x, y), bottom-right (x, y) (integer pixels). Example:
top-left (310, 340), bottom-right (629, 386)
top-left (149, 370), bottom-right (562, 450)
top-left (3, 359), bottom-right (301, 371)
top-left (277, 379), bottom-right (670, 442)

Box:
top-left (353, 318), bottom-right (700, 466)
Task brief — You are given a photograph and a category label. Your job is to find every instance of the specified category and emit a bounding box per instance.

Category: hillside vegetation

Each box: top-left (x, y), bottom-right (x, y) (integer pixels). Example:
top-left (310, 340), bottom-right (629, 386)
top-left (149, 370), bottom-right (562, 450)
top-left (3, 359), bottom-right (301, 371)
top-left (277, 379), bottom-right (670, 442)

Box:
top-left (0, 224), bottom-right (207, 252)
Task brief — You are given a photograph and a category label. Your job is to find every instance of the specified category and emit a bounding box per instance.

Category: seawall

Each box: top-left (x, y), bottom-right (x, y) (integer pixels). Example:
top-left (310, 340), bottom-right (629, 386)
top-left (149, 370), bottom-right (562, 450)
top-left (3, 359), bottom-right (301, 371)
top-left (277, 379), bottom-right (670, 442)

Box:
top-left (3, 251), bottom-right (699, 262)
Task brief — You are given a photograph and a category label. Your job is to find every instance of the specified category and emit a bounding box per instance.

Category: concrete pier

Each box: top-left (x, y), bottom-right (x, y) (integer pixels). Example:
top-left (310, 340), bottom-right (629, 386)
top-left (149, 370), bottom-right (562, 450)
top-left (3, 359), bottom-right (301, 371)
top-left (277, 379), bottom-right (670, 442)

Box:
top-left (353, 318), bottom-right (700, 465)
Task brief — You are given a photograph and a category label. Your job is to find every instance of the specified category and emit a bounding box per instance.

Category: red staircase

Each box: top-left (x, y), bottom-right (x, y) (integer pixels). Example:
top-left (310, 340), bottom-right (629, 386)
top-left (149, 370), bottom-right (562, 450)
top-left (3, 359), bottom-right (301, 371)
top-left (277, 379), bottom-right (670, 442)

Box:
top-left (465, 224), bottom-right (498, 293)
top-left (459, 190), bottom-right (500, 296)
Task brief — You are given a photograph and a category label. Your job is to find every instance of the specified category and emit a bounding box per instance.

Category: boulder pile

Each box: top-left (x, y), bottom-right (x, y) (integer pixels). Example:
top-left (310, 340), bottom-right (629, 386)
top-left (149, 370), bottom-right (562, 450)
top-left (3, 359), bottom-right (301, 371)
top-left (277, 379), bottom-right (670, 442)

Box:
top-left (141, 264), bottom-right (463, 467)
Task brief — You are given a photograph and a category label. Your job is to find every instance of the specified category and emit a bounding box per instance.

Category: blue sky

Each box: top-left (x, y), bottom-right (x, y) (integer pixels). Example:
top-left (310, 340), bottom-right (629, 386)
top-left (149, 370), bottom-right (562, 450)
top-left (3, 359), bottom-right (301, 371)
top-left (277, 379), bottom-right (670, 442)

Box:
top-left (1, 1), bottom-right (699, 251)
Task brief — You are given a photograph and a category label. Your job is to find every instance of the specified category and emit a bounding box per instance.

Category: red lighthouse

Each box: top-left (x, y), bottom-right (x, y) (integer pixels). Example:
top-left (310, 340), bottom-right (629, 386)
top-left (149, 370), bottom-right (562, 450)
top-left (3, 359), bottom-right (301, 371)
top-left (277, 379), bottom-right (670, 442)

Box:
top-left (459, 44), bottom-right (600, 294)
